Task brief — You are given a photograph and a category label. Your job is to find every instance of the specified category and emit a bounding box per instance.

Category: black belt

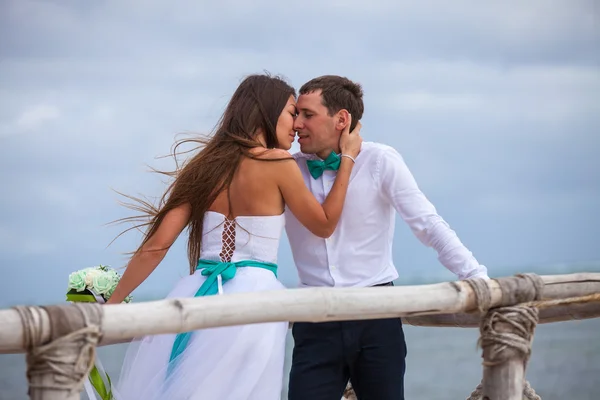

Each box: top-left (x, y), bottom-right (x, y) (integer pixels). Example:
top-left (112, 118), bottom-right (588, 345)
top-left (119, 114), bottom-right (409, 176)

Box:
top-left (372, 281), bottom-right (394, 287)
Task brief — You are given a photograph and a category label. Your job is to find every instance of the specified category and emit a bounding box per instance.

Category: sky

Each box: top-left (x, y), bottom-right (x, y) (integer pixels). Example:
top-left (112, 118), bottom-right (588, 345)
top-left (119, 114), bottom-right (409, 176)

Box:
top-left (1, 0), bottom-right (599, 307)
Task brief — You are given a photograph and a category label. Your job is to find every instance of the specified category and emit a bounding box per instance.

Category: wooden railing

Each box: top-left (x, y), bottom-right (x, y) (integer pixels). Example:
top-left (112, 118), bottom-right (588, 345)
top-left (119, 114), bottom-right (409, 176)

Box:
top-left (1, 273), bottom-right (599, 399)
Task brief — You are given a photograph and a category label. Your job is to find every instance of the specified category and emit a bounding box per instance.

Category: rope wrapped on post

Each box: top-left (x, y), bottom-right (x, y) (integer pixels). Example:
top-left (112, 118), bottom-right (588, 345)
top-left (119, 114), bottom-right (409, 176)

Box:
top-left (13, 303), bottom-right (103, 399)
top-left (465, 274), bottom-right (544, 400)
top-left (479, 306), bottom-right (539, 369)
top-left (468, 380), bottom-right (540, 400)
top-left (466, 306), bottom-right (542, 400)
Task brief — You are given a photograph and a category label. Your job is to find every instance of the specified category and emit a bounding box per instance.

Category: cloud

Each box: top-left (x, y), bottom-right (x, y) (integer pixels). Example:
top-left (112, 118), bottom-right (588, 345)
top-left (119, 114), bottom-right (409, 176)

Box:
top-left (377, 62), bottom-right (600, 122)
top-left (388, 92), bottom-right (483, 112)
top-left (15, 104), bottom-right (60, 130)
top-left (1, 0), bottom-right (598, 65)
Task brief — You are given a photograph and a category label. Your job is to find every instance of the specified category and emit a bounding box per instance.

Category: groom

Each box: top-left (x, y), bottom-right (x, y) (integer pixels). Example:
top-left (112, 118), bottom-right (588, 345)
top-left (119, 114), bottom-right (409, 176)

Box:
top-left (284, 75), bottom-right (489, 400)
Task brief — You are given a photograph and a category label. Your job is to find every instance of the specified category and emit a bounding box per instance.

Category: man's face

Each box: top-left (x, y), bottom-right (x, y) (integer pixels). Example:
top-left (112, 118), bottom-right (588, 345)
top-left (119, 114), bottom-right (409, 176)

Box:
top-left (293, 90), bottom-right (339, 158)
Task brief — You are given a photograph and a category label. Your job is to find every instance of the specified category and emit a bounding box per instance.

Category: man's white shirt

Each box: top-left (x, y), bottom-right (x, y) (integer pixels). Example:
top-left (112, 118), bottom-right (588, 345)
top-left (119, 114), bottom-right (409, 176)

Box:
top-left (284, 141), bottom-right (489, 288)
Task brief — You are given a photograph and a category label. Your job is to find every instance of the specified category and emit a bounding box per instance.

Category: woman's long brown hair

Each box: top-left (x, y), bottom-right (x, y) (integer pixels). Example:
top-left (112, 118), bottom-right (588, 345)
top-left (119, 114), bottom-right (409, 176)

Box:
top-left (114, 74), bottom-right (296, 274)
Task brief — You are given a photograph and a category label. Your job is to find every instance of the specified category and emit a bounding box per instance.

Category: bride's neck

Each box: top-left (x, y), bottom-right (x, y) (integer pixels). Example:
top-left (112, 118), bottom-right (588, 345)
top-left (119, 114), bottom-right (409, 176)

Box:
top-left (255, 130), bottom-right (269, 148)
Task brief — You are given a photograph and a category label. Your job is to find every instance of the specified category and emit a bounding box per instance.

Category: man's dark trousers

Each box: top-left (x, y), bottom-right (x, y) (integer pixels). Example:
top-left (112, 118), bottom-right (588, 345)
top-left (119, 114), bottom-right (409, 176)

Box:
top-left (288, 308), bottom-right (407, 400)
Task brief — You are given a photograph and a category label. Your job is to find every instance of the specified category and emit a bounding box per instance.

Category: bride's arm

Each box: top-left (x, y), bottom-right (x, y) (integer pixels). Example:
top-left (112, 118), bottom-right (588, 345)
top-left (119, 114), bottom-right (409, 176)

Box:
top-left (276, 116), bottom-right (362, 238)
top-left (106, 203), bottom-right (191, 304)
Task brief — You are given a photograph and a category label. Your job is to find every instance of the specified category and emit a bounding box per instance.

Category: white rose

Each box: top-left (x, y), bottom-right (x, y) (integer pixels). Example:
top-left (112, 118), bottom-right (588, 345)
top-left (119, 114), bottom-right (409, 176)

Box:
top-left (84, 269), bottom-right (100, 287)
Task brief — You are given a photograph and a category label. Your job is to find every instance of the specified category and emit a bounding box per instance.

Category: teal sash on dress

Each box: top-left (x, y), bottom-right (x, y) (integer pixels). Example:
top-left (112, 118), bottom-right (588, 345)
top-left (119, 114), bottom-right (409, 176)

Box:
top-left (167, 258), bottom-right (278, 373)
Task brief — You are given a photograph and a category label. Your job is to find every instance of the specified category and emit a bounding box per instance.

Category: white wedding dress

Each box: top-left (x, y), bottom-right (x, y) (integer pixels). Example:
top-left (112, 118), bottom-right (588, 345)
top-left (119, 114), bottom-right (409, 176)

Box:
top-left (114, 211), bottom-right (288, 400)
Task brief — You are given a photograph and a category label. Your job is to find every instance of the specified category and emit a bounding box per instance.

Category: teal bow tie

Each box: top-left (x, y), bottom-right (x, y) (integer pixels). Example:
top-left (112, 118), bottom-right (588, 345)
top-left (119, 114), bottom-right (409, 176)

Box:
top-left (307, 151), bottom-right (341, 179)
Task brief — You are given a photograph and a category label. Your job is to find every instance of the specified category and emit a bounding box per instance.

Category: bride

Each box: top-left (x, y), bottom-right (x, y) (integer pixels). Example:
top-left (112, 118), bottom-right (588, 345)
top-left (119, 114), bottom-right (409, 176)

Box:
top-left (105, 73), bottom-right (362, 399)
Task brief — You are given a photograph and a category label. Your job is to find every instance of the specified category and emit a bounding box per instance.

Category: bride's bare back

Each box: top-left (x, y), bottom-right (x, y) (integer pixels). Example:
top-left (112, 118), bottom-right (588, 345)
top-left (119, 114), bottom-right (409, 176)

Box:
top-left (208, 149), bottom-right (290, 218)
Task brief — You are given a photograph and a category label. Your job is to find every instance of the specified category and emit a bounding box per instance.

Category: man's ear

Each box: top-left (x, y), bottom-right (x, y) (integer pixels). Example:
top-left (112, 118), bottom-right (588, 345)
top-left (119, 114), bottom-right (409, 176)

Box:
top-left (335, 109), bottom-right (351, 131)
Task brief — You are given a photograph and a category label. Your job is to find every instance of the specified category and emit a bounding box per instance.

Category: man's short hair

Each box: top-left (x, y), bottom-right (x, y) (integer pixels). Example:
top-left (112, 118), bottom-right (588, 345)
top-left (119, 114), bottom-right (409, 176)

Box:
top-left (299, 75), bottom-right (364, 131)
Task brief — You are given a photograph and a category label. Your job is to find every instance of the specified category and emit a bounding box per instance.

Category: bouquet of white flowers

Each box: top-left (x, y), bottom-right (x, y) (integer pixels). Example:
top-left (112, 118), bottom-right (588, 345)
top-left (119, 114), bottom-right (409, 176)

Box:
top-left (66, 264), bottom-right (132, 304)
top-left (66, 264), bottom-right (130, 400)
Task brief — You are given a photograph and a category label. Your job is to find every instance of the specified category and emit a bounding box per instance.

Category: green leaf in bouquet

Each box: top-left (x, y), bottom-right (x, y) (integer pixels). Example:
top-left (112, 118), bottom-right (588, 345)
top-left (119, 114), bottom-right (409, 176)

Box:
top-left (66, 288), bottom-right (99, 303)
top-left (89, 365), bottom-right (114, 400)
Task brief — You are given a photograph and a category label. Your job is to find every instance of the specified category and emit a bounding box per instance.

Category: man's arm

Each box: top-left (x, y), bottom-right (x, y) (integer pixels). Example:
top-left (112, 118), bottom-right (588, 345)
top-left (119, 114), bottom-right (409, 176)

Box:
top-left (375, 146), bottom-right (489, 280)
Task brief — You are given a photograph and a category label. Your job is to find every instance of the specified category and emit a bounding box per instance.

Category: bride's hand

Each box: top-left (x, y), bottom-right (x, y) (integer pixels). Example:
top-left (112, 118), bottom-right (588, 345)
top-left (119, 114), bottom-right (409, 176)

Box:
top-left (339, 114), bottom-right (362, 159)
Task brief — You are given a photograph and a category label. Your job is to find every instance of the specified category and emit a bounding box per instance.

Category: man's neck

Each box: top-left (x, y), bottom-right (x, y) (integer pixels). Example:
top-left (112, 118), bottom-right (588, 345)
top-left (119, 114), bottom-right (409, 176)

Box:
top-left (316, 147), bottom-right (339, 160)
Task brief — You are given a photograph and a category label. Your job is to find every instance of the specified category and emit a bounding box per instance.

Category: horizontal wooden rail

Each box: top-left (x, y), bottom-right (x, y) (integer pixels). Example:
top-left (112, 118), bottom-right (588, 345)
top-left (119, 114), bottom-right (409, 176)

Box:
top-left (1, 273), bottom-right (599, 354)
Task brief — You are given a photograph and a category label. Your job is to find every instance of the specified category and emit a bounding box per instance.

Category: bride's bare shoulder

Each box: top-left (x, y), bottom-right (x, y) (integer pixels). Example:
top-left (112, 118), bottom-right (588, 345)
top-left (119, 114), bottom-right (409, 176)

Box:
top-left (248, 148), bottom-right (294, 161)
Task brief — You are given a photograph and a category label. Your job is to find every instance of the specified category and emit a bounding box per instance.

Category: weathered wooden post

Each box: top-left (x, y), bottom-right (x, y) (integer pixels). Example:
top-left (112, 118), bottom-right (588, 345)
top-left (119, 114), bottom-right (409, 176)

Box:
top-left (478, 305), bottom-right (539, 400)
top-left (467, 273), bottom-right (544, 400)
top-left (14, 303), bottom-right (103, 400)
top-left (343, 381), bottom-right (357, 399)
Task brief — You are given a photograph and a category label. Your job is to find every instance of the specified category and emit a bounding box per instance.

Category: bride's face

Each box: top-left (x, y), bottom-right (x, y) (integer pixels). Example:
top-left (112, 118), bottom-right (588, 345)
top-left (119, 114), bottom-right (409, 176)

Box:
top-left (275, 95), bottom-right (298, 150)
